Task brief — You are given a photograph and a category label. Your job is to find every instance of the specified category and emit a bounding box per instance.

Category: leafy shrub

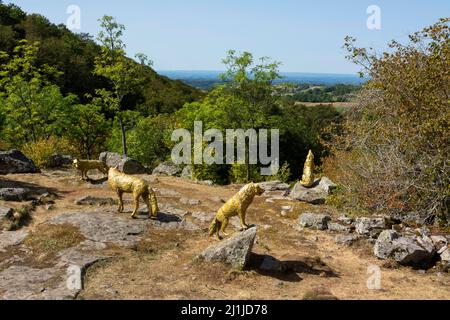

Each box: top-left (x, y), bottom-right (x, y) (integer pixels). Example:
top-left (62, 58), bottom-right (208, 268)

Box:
top-left (327, 19), bottom-right (450, 225)
top-left (22, 136), bottom-right (75, 168)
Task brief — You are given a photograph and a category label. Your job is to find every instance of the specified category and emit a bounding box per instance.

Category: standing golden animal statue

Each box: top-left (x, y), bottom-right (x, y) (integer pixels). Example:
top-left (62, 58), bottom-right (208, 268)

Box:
top-left (108, 167), bottom-right (158, 219)
top-left (300, 150), bottom-right (315, 187)
top-left (73, 159), bottom-right (108, 180)
top-left (209, 183), bottom-right (265, 240)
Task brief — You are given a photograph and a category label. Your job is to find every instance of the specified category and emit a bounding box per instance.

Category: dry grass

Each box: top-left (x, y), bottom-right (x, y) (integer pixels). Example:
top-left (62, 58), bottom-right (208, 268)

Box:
top-left (23, 223), bottom-right (84, 259)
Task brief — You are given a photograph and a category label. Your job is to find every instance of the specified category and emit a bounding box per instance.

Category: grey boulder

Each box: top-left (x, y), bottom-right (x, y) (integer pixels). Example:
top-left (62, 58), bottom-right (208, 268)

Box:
top-left (258, 180), bottom-right (290, 192)
top-left (298, 212), bottom-right (331, 230)
top-left (289, 177), bottom-right (336, 204)
top-left (374, 230), bottom-right (436, 268)
top-left (199, 227), bottom-right (256, 270)
top-left (152, 161), bottom-right (182, 176)
top-left (99, 152), bottom-right (147, 174)
top-left (48, 154), bottom-right (73, 168)
top-left (0, 150), bottom-right (38, 174)
top-left (0, 188), bottom-right (32, 201)
top-left (0, 205), bottom-right (14, 219)
top-left (355, 217), bottom-right (386, 238)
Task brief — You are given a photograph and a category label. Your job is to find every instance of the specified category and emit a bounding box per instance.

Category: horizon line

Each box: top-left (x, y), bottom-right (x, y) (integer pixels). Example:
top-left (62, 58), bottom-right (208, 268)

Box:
top-left (156, 69), bottom-right (364, 77)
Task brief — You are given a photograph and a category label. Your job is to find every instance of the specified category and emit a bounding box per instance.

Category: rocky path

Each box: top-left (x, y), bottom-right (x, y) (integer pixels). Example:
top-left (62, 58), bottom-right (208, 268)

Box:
top-left (0, 170), bottom-right (449, 300)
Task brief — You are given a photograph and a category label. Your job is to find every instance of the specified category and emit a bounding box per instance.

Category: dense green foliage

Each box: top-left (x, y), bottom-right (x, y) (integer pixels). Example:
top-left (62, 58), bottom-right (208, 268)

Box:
top-left (0, 3), bottom-right (201, 163)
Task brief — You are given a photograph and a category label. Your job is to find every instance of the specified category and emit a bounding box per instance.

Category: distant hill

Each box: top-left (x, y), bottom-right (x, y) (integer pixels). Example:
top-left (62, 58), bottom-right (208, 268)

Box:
top-left (0, 3), bottom-right (202, 115)
top-left (158, 70), bottom-right (368, 89)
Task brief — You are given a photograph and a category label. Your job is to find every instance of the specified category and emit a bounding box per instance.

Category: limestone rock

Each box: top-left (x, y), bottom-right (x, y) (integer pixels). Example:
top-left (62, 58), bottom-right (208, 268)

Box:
top-left (74, 196), bottom-right (116, 206)
top-left (152, 161), bottom-right (181, 176)
top-left (374, 230), bottom-right (436, 268)
top-left (0, 188), bottom-right (32, 201)
top-left (0, 149), bottom-right (38, 174)
top-left (335, 234), bottom-right (360, 246)
top-left (258, 181), bottom-right (290, 192)
top-left (289, 177), bottom-right (336, 204)
top-left (199, 227), bottom-right (257, 270)
top-left (0, 230), bottom-right (29, 252)
top-left (355, 217), bottom-right (386, 238)
top-left (99, 152), bottom-right (147, 174)
top-left (327, 221), bottom-right (353, 233)
top-left (0, 205), bottom-right (14, 219)
top-left (48, 154), bottom-right (73, 168)
top-left (298, 212), bottom-right (331, 230)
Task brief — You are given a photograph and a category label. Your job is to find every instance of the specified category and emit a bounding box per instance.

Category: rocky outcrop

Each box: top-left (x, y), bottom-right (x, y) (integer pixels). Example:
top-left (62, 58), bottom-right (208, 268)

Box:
top-left (48, 154), bottom-right (73, 168)
top-left (298, 212), bottom-right (331, 230)
top-left (74, 196), bottom-right (116, 206)
top-left (152, 161), bottom-right (182, 176)
top-left (181, 165), bottom-right (193, 179)
top-left (289, 177), bottom-right (336, 204)
top-left (0, 230), bottom-right (29, 252)
top-left (335, 234), bottom-right (360, 246)
top-left (199, 227), bottom-right (257, 270)
top-left (327, 221), bottom-right (353, 233)
top-left (374, 230), bottom-right (436, 268)
top-left (0, 205), bottom-right (14, 219)
top-left (0, 150), bottom-right (38, 174)
top-left (0, 188), bottom-right (32, 201)
top-left (258, 181), bottom-right (290, 192)
top-left (99, 152), bottom-right (147, 174)
top-left (355, 217), bottom-right (386, 238)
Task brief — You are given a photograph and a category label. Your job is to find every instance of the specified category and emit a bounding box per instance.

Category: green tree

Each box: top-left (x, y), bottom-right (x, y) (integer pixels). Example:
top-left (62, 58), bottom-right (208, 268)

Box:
top-left (94, 15), bottom-right (151, 156)
top-left (0, 40), bottom-right (74, 145)
top-left (66, 104), bottom-right (111, 159)
top-left (220, 50), bottom-right (282, 181)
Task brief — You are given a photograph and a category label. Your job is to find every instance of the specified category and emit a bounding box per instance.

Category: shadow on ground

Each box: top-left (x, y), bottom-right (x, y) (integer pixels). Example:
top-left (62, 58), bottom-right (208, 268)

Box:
top-left (248, 253), bottom-right (339, 282)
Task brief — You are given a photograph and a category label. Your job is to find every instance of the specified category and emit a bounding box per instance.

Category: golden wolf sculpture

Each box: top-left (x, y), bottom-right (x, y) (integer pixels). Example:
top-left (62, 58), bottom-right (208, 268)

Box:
top-left (209, 182), bottom-right (264, 240)
top-left (73, 159), bottom-right (108, 180)
top-left (108, 167), bottom-right (158, 219)
top-left (300, 150), bottom-right (315, 187)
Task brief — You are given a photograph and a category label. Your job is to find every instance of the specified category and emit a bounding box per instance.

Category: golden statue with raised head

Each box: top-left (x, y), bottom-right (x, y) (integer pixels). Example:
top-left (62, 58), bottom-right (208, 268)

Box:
top-left (108, 167), bottom-right (158, 219)
top-left (209, 182), bottom-right (264, 240)
top-left (73, 159), bottom-right (108, 180)
top-left (300, 150), bottom-right (315, 187)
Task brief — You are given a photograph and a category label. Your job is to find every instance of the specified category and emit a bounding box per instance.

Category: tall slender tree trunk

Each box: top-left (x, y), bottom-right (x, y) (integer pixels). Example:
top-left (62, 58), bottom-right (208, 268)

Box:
top-left (246, 139), bottom-right (251, 182)
top-left (118, 116), bottom-right (127, 156)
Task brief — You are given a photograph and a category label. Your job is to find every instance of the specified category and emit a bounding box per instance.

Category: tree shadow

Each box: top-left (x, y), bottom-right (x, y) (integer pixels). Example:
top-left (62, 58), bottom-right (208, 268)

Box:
top-left (248, 253), bottom-right (339, 282)
top-left (132, 211), bottom-right (182, 223)
top-left (85, 177), bottom-right (108, 185)
top-left (0, 178), bottom-right (58, 200)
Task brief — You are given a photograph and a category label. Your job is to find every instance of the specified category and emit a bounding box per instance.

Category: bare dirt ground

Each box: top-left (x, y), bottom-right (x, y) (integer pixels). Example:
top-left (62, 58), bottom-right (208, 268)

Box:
top-left (1, 169), bottom-right (449, 300)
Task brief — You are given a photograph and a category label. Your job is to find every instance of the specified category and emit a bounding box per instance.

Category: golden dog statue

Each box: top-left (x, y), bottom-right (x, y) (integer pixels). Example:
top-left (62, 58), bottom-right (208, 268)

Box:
top-left (73, 159), bottom-right (108, 180)
top-left (209, 182), bottom-right (264, 240)
top-left (108, 167), bottom-right (158, 219)
top-left (300, 150), bottom-right (315, 187)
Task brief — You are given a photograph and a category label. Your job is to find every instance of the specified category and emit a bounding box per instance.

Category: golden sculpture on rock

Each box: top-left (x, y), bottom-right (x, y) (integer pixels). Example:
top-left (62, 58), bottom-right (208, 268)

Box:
top-left (73, 159), bottom-right (108, 180)
top-left (209, 182), bottom-right (264, 240)
top-left (108, 167), bottom-right (159, 219)
top-left (300, 150), bottom-right (315, 187)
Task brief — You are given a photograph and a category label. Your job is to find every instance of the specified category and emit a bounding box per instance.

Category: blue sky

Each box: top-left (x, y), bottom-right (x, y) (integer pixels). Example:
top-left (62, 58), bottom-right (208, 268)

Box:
top-left (5, 0), bottom-right (449, 73)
